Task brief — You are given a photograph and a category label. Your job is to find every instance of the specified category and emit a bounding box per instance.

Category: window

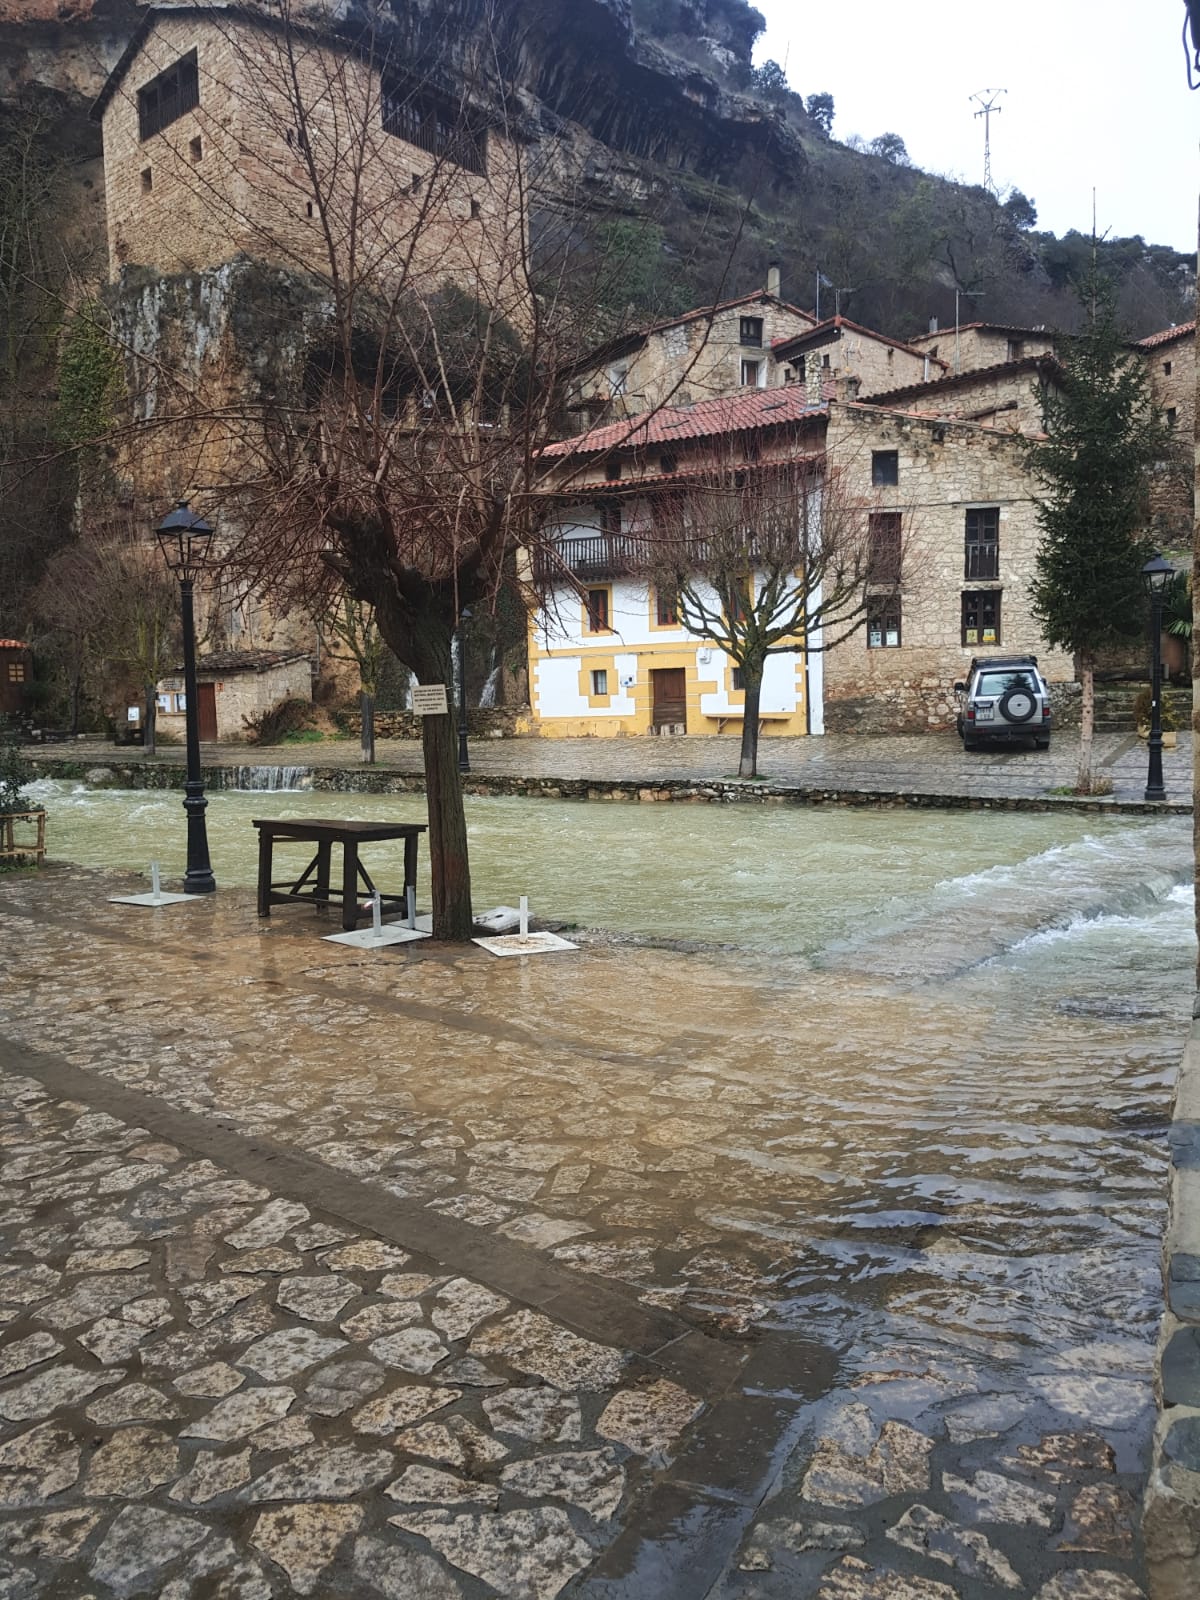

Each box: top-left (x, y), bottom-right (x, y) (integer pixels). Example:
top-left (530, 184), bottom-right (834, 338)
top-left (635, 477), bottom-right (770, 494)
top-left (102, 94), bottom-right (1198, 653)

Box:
top-left (305, 201), bottom-right (314, 219)
top-left (785, 358), bottom-right (805, 384)
top-left (599, 500), bottom-right (620, 538)
top-left (868, 512), bottom-right (902, 582)
top-left (929, 345), bottom-right (939, 358)
top-left (140, 167), bottom-right (153, 193)
top-left (962, 590), bottom-right (1001, 646)
top-left (659, 453), bottom-right (677, 475)
top-left (189, 135), bottom-right (202, 163)
top-left (731, 666), bottom-right (745, 690)
top-left (381, 83), bottom-right (487, 174)
top-left (1165, 360), bottom-right (1173, 376)
top-left (585, 588), bottom-right (610, 633)
top-left (871, 449), bottom-right (899, 487)
top-left (867, 601), bottom-right (902, 648)
top-left (608, 365), bottom-right (628, 397)
top-left (604, 454), bottom-right (622, 482)
top-left (740, 316), bottom-right (764, 347)
top-left (1007, 338), bottom-right (1024, 361)
top-left (591, 669), bottom-right (609, 695)
top-left (7, 662), bottom-right (25, 683)
top-left (1167, 407), bottom-right (1178, 428)
top-left (740, 358), bottom-right (762, 387)
top-left (655, 589), bottom-right (678, 626)
top-left (727, 579), bottom-right (751, 624)
top-left (138, 49), bottom-right (199, 141)
top-left (411, 172), bottom-right (423, 193)
top-left (964, 507), bottom-right (1000, 579)
top-left (470, 199), bottom-right (481, 220)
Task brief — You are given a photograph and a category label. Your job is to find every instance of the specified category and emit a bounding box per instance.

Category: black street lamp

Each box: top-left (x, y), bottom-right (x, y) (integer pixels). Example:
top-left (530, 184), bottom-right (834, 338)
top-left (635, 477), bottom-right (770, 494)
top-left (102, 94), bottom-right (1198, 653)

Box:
top-left (457, 608), bottom-right (471, 774)
top-left (1141, 551), bottom-right (1175, 804)
top-left (155, 501), bottom-right (216, 893)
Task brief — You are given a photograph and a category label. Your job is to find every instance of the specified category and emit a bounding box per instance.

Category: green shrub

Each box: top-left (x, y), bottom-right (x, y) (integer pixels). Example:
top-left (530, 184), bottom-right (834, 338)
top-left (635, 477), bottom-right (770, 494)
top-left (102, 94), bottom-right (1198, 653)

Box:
top-left (242, 698), bottom-right (319, 745)
top-left (0, 738), bottom-right (31, 815)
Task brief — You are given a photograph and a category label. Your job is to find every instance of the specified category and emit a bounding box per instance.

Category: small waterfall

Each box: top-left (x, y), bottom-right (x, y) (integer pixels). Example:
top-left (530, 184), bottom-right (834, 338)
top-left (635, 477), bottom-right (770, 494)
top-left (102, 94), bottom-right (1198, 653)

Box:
top-left (479, 665), bottom-right (501, 709)
top-left (225, 765), bottom-right (313, 792)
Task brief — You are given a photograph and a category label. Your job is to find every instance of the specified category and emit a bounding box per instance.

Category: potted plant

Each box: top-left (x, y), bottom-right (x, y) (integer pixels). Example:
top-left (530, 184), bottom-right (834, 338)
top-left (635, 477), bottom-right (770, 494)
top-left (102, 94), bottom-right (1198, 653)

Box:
top-left (0, 735), bottom-right (44, 867)
top-left (1134, 686), bottom-right (1179, 747)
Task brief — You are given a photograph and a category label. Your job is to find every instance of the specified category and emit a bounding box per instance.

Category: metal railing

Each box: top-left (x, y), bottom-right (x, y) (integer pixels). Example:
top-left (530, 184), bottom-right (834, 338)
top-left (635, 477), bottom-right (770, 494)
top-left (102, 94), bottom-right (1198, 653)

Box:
top-left (964, 540), bottom-right (1000, 580)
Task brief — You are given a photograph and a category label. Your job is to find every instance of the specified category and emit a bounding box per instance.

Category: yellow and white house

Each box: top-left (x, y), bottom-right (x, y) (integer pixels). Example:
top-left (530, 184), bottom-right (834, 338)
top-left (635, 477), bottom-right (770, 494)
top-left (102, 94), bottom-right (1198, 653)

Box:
top-left (531, 387), bottom-right (827, 739)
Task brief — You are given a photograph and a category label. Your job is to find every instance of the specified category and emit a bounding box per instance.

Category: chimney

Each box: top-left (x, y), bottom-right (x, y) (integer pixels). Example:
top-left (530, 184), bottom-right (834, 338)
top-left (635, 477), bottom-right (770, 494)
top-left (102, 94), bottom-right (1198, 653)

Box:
top-left (767, 262), bottom-right (781, 298)
top-left (928, 316), bottom-right (938, 334)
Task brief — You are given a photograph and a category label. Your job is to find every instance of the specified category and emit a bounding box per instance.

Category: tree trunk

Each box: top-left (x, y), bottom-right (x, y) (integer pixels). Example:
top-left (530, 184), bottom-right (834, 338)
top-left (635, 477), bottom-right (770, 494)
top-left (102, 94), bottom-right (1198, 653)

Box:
top-left (421, 688), bottom-right (473, 940)
top-left (143, 682), bottom-right (157, 757)
top-left (738, 665), bottom-right (764, 778)
top-left (1076, 651), bottom-right (1095, 792)
top-left (360, 691), bottom-right (375, 764)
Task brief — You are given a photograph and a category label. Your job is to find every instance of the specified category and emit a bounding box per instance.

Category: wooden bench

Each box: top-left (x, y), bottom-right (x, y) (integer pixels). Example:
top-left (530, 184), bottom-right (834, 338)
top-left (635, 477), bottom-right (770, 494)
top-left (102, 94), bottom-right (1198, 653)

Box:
top-left (253, 818), bottom-right (426, 932)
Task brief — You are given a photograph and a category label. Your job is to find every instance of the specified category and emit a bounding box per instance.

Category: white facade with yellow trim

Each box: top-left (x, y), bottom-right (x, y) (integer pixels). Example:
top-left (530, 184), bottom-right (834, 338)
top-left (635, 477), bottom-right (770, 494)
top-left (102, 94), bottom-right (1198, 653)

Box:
top-left (530, 501), bottom-right (817, 738)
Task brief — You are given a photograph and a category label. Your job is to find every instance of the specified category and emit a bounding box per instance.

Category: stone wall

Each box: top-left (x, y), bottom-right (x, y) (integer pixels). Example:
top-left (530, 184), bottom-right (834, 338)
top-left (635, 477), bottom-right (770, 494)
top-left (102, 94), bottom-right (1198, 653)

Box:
top-left (101, 11), bottom-right (526, 309)
top-left (821, 402), bottom-right (1074, 731)
top-left (1140, 330), bottom-right (1195, 548)
top-left (342, 706), bottom-right (533, 741)
top-left (1145, 1018), bottom-right (1200, 1599)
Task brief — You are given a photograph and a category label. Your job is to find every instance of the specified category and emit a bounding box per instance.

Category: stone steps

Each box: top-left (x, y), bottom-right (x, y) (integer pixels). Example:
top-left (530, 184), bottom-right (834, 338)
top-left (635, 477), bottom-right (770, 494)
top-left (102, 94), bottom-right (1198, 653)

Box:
top-left (1093, 680), bottom-right (1192, 733)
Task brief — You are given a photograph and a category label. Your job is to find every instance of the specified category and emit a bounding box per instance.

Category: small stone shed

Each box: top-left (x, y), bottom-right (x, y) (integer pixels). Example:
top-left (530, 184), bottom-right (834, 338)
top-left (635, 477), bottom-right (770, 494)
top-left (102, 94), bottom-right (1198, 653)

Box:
top-left (0, 640), bottom-right (32, 719)
top-left (157, 649), bottom-right (312, 742)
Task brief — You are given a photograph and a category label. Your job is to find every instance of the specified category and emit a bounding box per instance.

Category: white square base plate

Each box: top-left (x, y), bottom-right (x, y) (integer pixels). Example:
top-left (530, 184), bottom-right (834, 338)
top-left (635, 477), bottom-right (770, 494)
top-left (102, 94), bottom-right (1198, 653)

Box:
top-left (472, 932), bottom-right (578, 957)
top-left (108, 892), bottom-right (195, 907)
top-left (323, 926), bottom-right (431, 947)
top-left (473, 905), bottom-right (524, 934)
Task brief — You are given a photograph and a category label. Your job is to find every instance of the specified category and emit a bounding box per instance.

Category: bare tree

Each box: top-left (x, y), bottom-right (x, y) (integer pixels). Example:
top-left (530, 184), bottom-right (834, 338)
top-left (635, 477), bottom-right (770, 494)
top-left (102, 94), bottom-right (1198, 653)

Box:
top-left (319, 594), bottom-right (388, 764)
top-left (105, 1), bottom-right (747, 937)
top-left (636, 452), bottom-right (904, 776)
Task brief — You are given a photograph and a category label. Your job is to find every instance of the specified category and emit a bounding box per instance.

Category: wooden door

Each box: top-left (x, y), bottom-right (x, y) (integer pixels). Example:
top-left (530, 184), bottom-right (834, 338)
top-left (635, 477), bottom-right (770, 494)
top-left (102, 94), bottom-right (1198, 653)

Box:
top-left (651, 667), bottom-right (687, 731)
top-left (197, 683), bottom-right (218, 742)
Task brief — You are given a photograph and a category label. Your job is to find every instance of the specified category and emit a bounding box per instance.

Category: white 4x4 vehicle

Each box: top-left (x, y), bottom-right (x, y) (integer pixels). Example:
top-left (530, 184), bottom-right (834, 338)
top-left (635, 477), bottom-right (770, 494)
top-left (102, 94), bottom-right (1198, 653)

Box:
top-left (955, 655), bottom-right (1052, 752)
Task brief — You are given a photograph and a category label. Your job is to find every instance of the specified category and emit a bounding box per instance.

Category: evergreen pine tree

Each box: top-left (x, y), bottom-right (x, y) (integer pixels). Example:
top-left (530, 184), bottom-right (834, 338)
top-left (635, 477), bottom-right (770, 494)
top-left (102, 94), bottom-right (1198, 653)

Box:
top-left (1026, 271), bottom-right (1164, 791)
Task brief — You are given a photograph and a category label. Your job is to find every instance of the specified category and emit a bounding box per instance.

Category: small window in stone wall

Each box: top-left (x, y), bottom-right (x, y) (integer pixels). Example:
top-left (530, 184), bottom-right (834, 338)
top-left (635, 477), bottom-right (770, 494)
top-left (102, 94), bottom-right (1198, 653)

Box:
top-left (1167, 407), bottom-right (1178, 428)
top-left (140, 168), bottom-right (153, 193)
top-left (871, 450), bottom-right (899, 486)
top-left (867, 600), bottom-right (901, 648)
top-left (189, 136), bottom-right (202, 163)
top-left (138, 49), bottom-right (199, 142)
top-left (962, 590), bottom-right (1001, 647)
top-left (1165, 361), bottom-right (1173, 376)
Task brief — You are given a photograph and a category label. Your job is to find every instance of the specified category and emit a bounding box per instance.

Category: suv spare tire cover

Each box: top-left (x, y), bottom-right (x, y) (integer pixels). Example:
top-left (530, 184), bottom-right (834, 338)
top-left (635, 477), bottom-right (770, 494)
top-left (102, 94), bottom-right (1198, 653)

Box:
top-left (999, 684), bottom-right (1037, 723)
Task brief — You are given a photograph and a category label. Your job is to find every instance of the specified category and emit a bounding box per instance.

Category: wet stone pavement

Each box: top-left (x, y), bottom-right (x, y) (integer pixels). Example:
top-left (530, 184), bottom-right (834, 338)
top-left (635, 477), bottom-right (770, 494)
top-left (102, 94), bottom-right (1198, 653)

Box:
top-left (0, 860), bottom-right (1177, 1598)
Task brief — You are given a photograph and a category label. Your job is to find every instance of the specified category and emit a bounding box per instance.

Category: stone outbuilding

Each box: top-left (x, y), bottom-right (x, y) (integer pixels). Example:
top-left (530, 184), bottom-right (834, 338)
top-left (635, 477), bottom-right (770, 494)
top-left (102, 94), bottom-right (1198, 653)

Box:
top-left (157, 649), bottom-right (312, 743)
top-left (771, 316), bottom-right (948, 404)
top-left (0, 639), bottom-right (32, 721)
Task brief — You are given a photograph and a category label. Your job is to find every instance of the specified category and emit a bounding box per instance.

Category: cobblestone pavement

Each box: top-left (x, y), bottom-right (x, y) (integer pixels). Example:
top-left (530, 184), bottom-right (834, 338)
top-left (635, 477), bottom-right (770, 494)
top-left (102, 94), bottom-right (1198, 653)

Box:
top-left (32, 729), bottom-right (1194, 807)
top-left (0, 863), bottom-right (1175, 1597)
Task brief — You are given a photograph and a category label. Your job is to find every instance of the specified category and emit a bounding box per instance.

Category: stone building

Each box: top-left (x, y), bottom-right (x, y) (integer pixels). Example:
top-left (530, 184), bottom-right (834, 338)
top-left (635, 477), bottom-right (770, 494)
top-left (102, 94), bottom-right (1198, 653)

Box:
top-left (821, 403), bottom-right (1072, 733)
top-left (92, 4), bottom-right (526, 307)
top-left (156, 648), bottom-right (312, 743)
top-left (1135, 320), bottom-right (1195, 547)
top-left (561, 280), bottom-right (815, 429)
top-left (907, 321), bottom-right (1059, 376)
top-left (858, 355), bottom-right (1064, 436)
top-left (772, 317), bottom-right (948, 404)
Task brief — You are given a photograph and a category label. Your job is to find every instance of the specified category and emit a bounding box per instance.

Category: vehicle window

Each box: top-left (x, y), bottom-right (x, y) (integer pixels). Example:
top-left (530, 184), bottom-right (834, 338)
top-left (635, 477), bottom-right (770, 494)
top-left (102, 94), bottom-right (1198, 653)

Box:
top-left (977, 672), bottom-right (1034, 697)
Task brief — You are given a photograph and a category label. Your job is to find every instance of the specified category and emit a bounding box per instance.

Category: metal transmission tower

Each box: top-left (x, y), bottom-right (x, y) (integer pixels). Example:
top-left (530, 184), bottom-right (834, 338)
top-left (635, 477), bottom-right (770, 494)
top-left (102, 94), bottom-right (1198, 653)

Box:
top-left (970, 88), bottom-right (1006, 193)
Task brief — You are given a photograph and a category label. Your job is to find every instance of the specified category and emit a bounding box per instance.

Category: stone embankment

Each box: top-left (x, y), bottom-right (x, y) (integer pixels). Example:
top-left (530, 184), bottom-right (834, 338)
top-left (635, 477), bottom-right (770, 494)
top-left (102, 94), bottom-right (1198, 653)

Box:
top-left (1147, 1017), bottom-right (1200, 1598)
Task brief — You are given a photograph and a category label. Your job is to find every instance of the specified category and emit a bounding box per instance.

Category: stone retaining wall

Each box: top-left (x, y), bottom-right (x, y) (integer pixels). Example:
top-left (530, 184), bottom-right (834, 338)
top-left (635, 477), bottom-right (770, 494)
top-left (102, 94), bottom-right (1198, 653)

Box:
top-left (1146, 1016), bottom-right (1200, 1598)
top-left (25, 755), bottom-right (1187, 818)
top-left (346, 707), bottom-right (532, 741)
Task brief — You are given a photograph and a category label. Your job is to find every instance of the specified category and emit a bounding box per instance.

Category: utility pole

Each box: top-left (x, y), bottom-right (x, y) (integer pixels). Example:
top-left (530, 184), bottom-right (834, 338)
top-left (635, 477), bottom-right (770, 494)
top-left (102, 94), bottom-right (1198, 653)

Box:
top-left (970, 88), bottom-right (1006, 194)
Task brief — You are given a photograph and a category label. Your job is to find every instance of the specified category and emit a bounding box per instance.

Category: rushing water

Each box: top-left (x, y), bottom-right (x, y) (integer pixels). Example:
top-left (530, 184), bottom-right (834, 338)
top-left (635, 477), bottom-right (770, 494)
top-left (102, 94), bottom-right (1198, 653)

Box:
top-left (22, 779), bottom-right (1195, 1397)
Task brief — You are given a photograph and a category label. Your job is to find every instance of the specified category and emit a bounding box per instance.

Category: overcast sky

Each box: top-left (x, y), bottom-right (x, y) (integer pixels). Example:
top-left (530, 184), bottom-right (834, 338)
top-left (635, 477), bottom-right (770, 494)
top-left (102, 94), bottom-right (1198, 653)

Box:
top-left (752, 0), bottom-right (1198, 254)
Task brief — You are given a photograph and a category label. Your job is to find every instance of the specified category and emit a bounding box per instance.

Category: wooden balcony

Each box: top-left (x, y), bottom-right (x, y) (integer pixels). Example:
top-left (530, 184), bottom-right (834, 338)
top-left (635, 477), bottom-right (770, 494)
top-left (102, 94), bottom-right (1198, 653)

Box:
top-left (533, 535), bottom-right (646, 581)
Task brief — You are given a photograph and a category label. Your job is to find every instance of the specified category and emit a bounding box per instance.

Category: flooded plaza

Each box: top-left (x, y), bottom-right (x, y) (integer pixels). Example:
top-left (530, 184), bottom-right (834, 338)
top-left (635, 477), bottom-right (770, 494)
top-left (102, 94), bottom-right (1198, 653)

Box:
top-left (0, 779), bottom-right (1191, 1597)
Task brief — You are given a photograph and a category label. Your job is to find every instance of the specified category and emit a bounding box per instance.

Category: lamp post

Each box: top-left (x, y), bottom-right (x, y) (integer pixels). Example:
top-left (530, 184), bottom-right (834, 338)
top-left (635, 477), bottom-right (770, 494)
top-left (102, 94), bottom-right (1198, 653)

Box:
top-left (457, 608), bottom-right (471, 774)
top-left (1141, 551), bottom-right (1175, 804)
top-left (155, 501), bottom-right (216, 893)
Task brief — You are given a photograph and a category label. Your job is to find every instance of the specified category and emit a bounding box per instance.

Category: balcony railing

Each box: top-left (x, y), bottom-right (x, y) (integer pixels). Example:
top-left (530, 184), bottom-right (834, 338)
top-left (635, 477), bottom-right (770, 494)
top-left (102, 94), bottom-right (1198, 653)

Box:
top-left (964, 540), bottom-right (999, 580)
top-left (533, 535), bottom-right (646, 581)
